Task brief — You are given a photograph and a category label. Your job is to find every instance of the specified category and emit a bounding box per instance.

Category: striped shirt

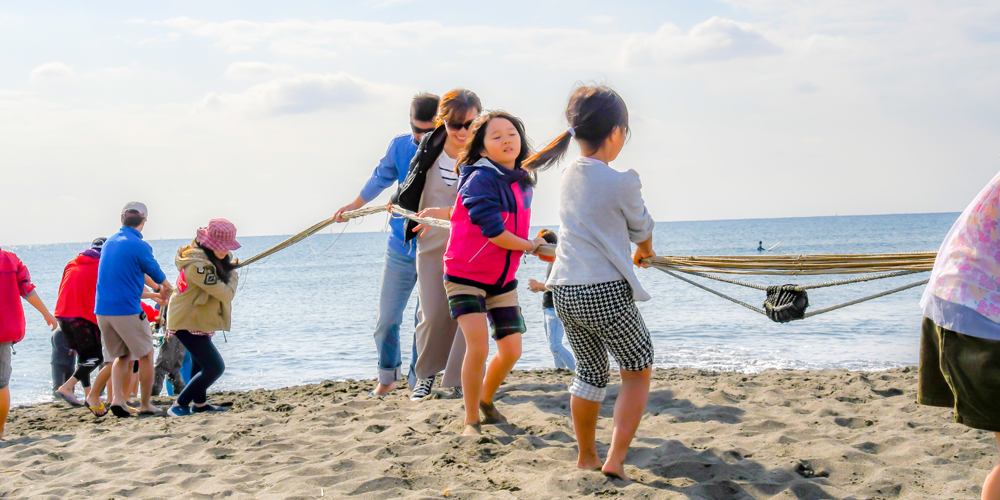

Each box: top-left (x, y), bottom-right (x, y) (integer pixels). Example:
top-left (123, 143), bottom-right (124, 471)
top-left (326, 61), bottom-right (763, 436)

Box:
top-left (436, 153), bottom-right (458, 187)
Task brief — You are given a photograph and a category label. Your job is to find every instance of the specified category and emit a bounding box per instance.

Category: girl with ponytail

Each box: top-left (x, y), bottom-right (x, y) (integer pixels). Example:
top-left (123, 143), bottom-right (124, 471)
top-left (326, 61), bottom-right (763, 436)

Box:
top-left (524, 86), bottom-right (656, 480)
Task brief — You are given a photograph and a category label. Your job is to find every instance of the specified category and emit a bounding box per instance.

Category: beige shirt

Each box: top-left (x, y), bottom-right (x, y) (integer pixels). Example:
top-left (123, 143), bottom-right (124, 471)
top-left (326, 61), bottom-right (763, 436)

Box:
top-left (417, 151), bottom-right (459, 256)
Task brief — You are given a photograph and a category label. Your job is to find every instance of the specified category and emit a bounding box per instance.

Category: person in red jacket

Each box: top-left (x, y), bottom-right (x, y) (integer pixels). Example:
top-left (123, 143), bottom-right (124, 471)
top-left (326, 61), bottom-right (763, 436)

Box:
top-left (1, 245), bottom-right (58, 440)
top-left (53, 238), bottom-right (106, 407)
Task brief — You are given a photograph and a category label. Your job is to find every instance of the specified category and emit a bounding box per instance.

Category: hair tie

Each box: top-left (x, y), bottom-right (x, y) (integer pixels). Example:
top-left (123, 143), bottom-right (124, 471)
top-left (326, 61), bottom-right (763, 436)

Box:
top-left (567, 127), bottom-right (576, 138)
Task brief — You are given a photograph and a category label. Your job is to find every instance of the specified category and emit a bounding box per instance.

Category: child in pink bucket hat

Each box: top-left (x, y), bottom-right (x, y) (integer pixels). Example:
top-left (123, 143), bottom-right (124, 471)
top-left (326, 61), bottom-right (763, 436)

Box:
top-left (164, 218), bottom-right (240, 417)
top-left (196, 219), bottom-right (241, 253)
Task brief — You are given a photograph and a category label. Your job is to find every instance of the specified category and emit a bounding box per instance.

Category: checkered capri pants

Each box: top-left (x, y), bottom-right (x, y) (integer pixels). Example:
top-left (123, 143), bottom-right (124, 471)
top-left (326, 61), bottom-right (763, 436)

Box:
top-left (551, 280), bottom-right (653, 402)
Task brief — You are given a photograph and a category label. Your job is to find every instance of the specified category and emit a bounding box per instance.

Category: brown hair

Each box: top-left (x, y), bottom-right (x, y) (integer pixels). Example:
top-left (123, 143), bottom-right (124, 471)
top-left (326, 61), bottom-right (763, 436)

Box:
top-left (524, 85), bottom-right (630, 171)
top-left (434, 89), bottom-right (482, 127)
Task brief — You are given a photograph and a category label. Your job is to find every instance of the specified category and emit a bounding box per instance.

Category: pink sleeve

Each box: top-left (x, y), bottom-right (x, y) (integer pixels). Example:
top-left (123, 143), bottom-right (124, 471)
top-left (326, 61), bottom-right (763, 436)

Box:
top-left (16, 258), bottom-right (36, 297)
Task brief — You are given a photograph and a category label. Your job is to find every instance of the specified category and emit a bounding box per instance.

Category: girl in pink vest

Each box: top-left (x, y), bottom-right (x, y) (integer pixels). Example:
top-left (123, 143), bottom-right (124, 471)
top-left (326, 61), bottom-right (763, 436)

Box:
top-left (416, 111), bottom-right (547, 436)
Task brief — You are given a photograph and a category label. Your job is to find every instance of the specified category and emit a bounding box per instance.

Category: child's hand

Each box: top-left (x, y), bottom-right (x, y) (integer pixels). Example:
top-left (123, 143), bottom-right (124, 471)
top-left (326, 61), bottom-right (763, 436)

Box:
top-left (43, 312), bottom-right (58, 332)
top-left (633, 243), bottom-right (655, 268)
top-left (527, 279), bottom-right (546, 293)
top-left (413, 206), bottom-right (451, 238)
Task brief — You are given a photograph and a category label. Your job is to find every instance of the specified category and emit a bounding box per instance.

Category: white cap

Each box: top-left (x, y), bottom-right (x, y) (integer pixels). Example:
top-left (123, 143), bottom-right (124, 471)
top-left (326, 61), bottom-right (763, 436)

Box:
top-left (121, 201), bottom-right (148, 218)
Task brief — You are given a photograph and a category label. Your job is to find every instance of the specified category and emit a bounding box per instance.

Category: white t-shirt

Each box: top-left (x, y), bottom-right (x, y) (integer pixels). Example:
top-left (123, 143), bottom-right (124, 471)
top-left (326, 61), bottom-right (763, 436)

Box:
top-left (436, 153), bottom-right (458, 187)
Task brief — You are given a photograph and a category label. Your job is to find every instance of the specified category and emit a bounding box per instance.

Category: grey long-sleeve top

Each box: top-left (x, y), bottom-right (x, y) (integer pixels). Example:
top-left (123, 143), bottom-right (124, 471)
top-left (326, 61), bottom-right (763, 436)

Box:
top-left (546, 156), bottom-right (656, 301)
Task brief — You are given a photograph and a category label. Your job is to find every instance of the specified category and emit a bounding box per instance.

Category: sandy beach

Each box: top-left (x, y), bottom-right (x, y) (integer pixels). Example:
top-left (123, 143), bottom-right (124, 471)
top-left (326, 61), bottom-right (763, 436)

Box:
top-left (0, 367), bottom-right (990, 499)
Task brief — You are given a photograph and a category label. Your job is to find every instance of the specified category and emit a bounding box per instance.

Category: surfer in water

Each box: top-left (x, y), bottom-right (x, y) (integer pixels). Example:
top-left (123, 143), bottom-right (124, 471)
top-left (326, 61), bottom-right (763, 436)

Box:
top-left (757, 241), bottom-right (765, 252)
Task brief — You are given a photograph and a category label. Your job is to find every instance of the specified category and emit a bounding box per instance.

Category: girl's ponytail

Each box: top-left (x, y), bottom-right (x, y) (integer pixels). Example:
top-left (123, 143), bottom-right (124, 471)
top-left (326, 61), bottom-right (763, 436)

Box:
top-left (523, 131), bottom-right (572, 173)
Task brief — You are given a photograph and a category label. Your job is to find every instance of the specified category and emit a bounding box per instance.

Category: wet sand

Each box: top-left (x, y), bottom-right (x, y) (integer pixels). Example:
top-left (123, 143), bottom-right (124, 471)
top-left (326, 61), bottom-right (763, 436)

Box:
top-left (0, 367), bottom-right (992, 499)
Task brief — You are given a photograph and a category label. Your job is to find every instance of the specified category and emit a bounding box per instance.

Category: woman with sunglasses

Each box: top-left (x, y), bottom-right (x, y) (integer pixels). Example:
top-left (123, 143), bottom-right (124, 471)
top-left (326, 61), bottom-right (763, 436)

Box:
top-left (392, 88), bottom-right (482, 401)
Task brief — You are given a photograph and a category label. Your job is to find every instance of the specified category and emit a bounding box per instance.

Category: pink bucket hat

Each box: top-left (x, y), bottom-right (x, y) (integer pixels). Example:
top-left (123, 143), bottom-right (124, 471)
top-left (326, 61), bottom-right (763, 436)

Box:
top-left (197, 218), bottom-right (241, 252)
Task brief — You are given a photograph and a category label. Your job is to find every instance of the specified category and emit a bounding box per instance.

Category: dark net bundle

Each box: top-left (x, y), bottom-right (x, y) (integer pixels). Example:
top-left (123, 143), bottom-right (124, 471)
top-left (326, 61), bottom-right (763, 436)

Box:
top-left (764, 285), bottom-right (809, 323)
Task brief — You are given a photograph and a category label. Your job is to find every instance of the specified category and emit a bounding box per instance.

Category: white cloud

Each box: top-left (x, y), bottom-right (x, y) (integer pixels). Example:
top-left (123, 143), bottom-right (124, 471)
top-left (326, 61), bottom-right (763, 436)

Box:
top-left (224, 61), bottom-right (297, 80)
top-left (198, 72), bottom-right (393, 115)
top-left (149, 17), bottom-right (614, 66)
top-left (29, 62), bottom-right (76, 82)
top-left (622, 17), bottom-right (780, 66)
top-left (584, 15), bottom-right (615, 25)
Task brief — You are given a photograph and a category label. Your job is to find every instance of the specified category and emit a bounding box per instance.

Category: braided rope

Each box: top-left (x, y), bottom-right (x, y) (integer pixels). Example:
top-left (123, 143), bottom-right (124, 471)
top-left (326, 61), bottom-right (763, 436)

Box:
top-left (657, 267), bottom-right (927, 291)
top-left (802, 279), bottom-right (929, 318)
top-left (237, 204), bottom-right (449, 268)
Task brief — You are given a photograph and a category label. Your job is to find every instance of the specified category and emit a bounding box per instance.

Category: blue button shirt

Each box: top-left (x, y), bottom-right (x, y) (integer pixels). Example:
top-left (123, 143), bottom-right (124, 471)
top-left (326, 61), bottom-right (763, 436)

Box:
top-left (358, 133), bottom-right (419, 259)
top-left (95, 226), bottom-right (167, 316)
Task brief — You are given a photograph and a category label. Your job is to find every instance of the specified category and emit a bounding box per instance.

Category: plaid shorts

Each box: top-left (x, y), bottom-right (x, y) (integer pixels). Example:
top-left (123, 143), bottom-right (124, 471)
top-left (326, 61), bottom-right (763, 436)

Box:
top-left (444, 282), bottom-right (525, 341)
top-left (552, 280), bottom-right (653, 402)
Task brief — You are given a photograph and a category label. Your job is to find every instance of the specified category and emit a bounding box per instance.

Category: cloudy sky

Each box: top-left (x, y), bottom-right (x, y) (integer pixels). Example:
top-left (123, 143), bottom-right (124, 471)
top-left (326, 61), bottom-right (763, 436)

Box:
top-left (1, 1), bottom-right (998, 245)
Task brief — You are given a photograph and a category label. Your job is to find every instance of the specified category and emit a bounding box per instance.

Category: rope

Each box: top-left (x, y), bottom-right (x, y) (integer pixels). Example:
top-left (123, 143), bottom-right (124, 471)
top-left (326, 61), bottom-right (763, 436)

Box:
top-left (656, 268), bottom-right (767, 315)
top-left (802, 279), bottom-right (929, 318)
top-left (236, 204), bottom-right (448, 268)
top-left (658, 268), bottom-right (927, 291)
top-left (649, 252), bottom-right (936, 275)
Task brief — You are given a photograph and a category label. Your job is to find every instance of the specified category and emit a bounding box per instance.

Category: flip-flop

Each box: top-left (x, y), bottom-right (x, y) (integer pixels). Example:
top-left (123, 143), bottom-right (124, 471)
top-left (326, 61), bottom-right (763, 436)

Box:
top-left (138, 409), bottom-right (165, 417)
top-left (53, 391), bottom-right (83, 407)
top-left (88, 402), bottom-right (108, 418)
top-left (109, 405), bottom-right (132, 418)
top-left (368, 391), bottom-right (387, 398)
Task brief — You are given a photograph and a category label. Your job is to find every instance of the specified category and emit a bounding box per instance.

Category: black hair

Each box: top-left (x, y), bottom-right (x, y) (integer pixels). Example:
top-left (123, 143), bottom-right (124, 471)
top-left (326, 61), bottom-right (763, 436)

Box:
top-left (524, 85), bottom-right (630, 171)
top-left (122, 211), bottom-right (145, 228)
top-left (456, 111), bottom-right (535, 186)
top-left (538, 229), bottom-right (558, 244)
top-left (410, 92), bottom-right (440, 123)
top-left (193, 240), bottom-right (238, 285)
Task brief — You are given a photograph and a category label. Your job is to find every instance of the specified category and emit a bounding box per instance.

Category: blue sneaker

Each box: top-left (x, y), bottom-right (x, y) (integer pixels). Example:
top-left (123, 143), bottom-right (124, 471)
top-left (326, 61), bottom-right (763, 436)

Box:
top-left (167, 405), bottom-right (192, 417)
top-left (192, 404), bottom-right (228, 414)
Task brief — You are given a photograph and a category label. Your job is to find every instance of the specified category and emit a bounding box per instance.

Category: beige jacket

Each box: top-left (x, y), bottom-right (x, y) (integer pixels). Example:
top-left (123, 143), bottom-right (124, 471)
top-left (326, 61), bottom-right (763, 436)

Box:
top-left (166, 244), bottom-right (238, 332)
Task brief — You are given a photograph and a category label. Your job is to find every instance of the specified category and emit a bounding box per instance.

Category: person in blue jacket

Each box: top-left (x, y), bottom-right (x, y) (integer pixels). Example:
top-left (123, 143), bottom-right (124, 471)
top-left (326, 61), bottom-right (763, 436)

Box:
top-left (92, 202), bottom-right (173, 417)
top-left (334, 93), bottom-right (440, 396)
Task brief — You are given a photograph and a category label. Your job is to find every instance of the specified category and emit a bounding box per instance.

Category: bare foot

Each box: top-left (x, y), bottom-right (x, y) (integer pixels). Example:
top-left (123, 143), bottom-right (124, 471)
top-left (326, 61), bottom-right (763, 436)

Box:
top-left (139, 404), bottom-right (159, 414)
top-left (479, 401), bottom-right (507, 424)
top-left (602, 461), bottom-right (630, 481)
top-left (463, 423), bottom-right (482, 436)
top-left (372, 382), bottom-right (396, 396)
top-left (577, 455), bottom-right (603, 472)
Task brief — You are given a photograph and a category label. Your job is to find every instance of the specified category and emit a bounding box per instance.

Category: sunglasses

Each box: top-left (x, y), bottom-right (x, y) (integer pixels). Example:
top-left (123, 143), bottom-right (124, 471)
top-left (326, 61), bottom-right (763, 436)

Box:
top-left (410, 123), bottom-right (435, 135)
top-left (446, 120), bottom-right (474, 131)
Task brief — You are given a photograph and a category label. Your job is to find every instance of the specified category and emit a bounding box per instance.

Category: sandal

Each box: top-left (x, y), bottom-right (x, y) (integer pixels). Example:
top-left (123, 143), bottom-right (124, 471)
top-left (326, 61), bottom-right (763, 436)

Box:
top-left (109, 405), bottom-right (132, 418)
top-left (54, 391), bottom-right (83, 407)
top-left (87, 402), bottom-right (108, 418)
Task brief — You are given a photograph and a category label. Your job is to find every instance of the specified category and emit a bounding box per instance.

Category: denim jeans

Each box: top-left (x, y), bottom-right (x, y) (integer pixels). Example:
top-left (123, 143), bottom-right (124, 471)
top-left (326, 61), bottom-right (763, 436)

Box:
top-left (374, 248), bottom-right (419, 385)
top-left (543, 307), bottom-right (576, 371)
top-left (173, 331), bottom-right (224, 407)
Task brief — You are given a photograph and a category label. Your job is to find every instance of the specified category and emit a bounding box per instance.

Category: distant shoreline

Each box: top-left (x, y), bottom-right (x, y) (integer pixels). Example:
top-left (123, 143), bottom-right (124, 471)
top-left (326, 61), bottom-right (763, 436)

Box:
top-left (4, 211), bottom-right (962, 248)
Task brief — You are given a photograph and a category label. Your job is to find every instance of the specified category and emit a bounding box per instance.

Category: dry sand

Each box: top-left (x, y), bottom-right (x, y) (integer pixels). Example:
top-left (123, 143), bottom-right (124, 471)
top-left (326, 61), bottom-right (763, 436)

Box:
top-left (0, 367), bottom-right (992, 499)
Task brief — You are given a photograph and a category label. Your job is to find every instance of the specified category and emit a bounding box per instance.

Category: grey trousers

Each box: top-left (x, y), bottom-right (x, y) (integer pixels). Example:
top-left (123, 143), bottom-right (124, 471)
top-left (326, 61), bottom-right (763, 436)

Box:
top-left (411, 227), bottom-right (466, 388)
top-left (152, 334), bottom-right (187, 396)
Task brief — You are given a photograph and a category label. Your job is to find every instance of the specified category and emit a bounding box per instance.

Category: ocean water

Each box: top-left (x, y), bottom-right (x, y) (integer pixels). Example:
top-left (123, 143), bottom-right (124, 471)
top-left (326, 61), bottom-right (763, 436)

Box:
top-left (4, 212), bottom-right (958, 406)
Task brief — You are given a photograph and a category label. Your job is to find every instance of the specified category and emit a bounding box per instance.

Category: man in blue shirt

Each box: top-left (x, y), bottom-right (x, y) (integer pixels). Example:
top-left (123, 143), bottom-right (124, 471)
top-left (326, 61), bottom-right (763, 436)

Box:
top-left (93, 201), bottom-right (173, 417)
top-left (335, 92), bottom-right (439, 396)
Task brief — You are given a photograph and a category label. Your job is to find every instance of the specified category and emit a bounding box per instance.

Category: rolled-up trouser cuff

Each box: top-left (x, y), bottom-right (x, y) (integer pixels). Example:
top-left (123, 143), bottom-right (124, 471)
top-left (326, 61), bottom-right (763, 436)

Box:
top-left (569, 377), bottom-right (606, 402)
top-left (378, 366), bottom-right (402, 385)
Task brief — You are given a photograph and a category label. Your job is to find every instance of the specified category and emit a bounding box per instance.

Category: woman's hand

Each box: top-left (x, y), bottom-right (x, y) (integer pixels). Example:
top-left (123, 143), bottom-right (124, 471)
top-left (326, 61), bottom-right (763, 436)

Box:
top-left (412, 206), bottom-right (451, 238)
top-left (527, 278), bottom-right (547, 293)
top-left (633, 237), bottom-right (655, 268)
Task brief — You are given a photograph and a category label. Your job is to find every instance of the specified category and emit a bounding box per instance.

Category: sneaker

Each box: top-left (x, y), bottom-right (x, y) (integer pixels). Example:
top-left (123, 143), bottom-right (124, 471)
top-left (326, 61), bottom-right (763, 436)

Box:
top-left (446, 386), bottom-right (463, 399)
top-left (192, 404), bottom-right (228, 414)
top-left (409, 376), bottom-right (435, 401)
top-left (167, 405), bottom-right (192, 417)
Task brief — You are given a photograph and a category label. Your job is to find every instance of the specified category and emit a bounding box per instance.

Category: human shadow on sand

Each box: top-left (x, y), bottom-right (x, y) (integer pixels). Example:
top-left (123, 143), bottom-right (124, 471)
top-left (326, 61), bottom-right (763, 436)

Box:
top-left (497, 380), bottom-right (746, 424)
top-left (491, 381), bottom-right (836, 499)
